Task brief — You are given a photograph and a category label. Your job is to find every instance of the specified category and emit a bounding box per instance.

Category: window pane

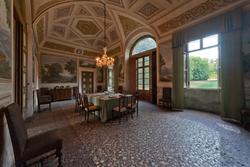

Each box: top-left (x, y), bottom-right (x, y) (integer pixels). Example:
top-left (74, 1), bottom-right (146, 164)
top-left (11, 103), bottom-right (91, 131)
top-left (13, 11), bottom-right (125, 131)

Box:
top-left (188, 46), bottom-right (218, 89)
top-left (138, 73), bottom-right (143, 79)
top-left (138, 58), bottom-right (143, 62)
top-left (144, 85), bottom-right (150, 90)
top-left (138, 68), bottom-right (143, 74)
top-left (188, 39), bottom-right (200, 51)
top-left (138, 85), bottom-right (143, 90)
top-left (144, 67), bottom-right (149, 73)
top-left (145, 60), bottom-right (149, 66)
top-left (138, 61), bottom-right (143, 67)
top-left (203, 34), bottom-right (218, 48)
top-left (132, 37), bottom-right (157, 55)
top-left (144, 56), bottom-right (149, 62)
top-left (138, 79), bottom-right (143, 84)
top-left (144, 73), bottom-right (149, 78)
top-left (144, 78), bottom-right (149, 85)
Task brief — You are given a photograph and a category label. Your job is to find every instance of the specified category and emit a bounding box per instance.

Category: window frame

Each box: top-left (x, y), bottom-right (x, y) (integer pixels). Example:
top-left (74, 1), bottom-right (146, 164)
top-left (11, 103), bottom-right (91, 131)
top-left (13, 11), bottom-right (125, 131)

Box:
top-left (136, 55), bottom-right (150, 91)
top-left (130, 36), bottom-right (157, 56)
top-left (184, 34), bottom-right (221, 90)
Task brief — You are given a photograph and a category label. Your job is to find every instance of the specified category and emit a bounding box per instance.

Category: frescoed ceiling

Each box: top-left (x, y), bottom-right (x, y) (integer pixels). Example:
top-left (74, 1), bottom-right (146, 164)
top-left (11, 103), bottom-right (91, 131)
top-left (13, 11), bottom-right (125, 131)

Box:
top-left (31, 0), bottom-right (247, 59)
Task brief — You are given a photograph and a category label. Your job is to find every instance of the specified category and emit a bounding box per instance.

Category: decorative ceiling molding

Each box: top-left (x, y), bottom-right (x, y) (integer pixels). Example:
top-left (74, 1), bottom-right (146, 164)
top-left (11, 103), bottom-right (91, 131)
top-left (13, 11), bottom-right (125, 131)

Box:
top-left (52, 25), bottom-right (65, 37)
top-left (54, 4), bottom-right (74, 20)
top-left (76, 20), bottom-right (101, 36)
top-left (107, 46), bottom-right (122, 56)
top-left (91, 6), bottom-right (111, 19)
top-left (157, 0), bottom-right (240, 34)
top-left (86, 39), bottom-right (96, 46)
top-left (107, 0), bottom-right (125, 8)
top-left (83, 50), bottom-right (101, 57)
top-left (137, 2), bottom-right (161, 19)
top-left (109, 28), bottom-right (119, 43)
top-left (127, 0), bottom-right (138, 8)
top-left (57, 18), bottom-right (70, 25)
top-left (67, 29), bottom-right (78, 40)
top-left (43, 41), bottom-right (75, 53)
top-left (118, 15), bottom-right (143, 37)
top-left (36, 16), bottom-right (45, 44)
top-left (74, 5), bottom-right (92, 17)
top-left (31, 0), bottom-right (246, 59)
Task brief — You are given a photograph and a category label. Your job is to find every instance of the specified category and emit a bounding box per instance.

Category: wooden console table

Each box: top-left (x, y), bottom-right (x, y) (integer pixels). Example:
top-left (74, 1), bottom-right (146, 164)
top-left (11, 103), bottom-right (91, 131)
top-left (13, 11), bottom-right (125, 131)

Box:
top-left (53, 88), bottom-right (72, 101)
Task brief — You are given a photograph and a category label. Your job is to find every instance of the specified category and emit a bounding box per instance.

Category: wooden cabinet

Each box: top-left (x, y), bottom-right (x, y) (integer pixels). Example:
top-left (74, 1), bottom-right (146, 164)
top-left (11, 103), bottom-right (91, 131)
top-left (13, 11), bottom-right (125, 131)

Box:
top-left (53, 87), bottom-right (72, 101)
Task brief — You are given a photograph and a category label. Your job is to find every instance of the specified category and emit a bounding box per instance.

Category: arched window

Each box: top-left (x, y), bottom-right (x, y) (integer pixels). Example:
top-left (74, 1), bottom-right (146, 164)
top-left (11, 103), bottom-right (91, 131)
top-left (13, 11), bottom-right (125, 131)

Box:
top-left (131, 37), bottom-right (157, 55)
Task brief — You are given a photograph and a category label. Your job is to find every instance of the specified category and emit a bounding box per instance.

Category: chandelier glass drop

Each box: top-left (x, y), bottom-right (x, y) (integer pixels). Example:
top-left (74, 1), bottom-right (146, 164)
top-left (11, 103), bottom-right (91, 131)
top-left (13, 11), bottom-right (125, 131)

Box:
top-left (96, 2), bottom-right (114, 67)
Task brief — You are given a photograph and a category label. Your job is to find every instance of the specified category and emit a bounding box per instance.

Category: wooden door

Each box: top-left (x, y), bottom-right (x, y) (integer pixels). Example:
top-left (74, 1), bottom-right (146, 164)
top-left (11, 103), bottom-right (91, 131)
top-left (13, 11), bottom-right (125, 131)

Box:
top-left (82, 71), bottom-right (94, 94)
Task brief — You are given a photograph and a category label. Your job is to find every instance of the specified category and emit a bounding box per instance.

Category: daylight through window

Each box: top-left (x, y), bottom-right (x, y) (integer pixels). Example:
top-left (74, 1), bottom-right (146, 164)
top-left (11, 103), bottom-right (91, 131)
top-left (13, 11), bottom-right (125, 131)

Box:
top-left (132, 37), bottom-right (157, 55)
top-left (184, 34), bottom-right (220, 89)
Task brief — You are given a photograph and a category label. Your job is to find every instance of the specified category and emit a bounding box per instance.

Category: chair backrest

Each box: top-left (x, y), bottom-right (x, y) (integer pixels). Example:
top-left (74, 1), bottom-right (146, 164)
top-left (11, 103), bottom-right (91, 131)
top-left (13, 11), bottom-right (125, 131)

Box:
top-left (40, 87), bottom-right (51, 96)
top-left (118, 86), bottom-right (123, 93)
top-left (4, 103), bottom-right (28, 161)
top-left (83, 94), bottom-right (90, 110)
top-left (118, 95), bottom-right (126, 110)
top-left (163, 88), bottom-right (171, 100)
top-left (97, 86), bottom-right (102, 93)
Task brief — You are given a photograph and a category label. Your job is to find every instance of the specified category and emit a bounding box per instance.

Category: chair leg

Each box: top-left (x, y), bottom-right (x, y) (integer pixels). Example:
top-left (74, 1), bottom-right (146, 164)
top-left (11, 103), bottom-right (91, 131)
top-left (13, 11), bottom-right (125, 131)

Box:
top-left (57, 148), bottom-right (63, 167)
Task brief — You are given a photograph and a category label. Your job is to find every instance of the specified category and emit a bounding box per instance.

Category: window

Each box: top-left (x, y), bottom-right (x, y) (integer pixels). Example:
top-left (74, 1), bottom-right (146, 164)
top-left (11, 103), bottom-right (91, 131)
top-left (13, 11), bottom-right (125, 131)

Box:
top-left (108, 68), bottom-right (113, 92)
top-left (132, 37), bottom-right (157, 55)
top-left (136, 56), bottom-right (150, 90)
top-left (184, 34), bottom-right (220, 89)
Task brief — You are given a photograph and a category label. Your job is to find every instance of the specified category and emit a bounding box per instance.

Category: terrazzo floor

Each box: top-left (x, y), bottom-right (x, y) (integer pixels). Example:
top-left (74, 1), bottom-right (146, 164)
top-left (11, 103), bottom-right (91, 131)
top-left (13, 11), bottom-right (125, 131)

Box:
top-left (26, 100), bottom-right (250, 167)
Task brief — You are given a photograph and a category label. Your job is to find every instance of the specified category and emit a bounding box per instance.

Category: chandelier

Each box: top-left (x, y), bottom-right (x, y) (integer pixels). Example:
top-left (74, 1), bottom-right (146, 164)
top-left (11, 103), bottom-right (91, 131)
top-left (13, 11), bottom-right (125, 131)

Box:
top-left (96, 2), bottom-right (114, 67)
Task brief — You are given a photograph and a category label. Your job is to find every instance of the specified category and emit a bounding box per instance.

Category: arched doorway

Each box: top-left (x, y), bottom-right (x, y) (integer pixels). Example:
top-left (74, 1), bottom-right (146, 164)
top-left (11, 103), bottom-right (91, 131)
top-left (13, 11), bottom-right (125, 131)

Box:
top-left (128, 36), bottom-right (157, 103)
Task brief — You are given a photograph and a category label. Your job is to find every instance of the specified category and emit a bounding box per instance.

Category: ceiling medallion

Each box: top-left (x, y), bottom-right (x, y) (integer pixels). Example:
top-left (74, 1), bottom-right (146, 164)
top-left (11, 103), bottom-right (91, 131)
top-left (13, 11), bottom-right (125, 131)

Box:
top-left (96, 2), bottom-right (114, 67)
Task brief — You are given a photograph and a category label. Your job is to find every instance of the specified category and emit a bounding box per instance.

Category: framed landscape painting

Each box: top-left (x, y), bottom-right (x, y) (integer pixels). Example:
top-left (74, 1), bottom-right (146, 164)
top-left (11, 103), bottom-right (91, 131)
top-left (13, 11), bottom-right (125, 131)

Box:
top-left (41, 55), bottom-right (77, 83)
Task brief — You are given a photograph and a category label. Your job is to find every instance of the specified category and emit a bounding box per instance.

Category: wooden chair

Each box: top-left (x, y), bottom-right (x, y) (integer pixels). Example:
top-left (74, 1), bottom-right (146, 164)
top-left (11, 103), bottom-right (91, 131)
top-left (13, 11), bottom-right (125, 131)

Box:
top-left (83, 94), bottom-right (100, 122)
top-left (127, 93), bottom-right (139, 118)
top-left (37, 88), bottom-right (52, 112)
top-left (97, 85), bottom-right (103, 93)
top-left (159, 88), bottom-right (172, 109)
top-left (72, 87), bottom-right (79, 99)
top-left (117, 86), bottom-right (123, 93)
top-left (3, 103), bottom-right (63, 167)
top-left (75, 93), bottom-right (82, 113)
top-left (241, 108), bottom-right (250, 129)
top-left (112, 95), bottom-right (129, 122)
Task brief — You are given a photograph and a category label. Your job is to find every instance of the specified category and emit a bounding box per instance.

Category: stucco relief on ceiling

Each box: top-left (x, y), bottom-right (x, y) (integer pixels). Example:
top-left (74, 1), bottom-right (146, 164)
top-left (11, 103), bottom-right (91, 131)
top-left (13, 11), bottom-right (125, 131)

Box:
top-left (118, 15), bottom-right (143, 37)
top-left (31, 0), bottom-right (245, 59)
top-left (76, 20), bottom-right (101, 36)
top-left (137, 2), bottom-right (161, 19)
top-left (157, 0), bottom-right (240, 34)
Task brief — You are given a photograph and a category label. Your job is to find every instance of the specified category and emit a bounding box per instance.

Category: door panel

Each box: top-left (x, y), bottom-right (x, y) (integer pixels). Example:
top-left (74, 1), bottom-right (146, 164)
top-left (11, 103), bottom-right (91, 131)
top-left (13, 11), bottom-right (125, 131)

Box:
top-left (82, 72), bottom-right (94, 94)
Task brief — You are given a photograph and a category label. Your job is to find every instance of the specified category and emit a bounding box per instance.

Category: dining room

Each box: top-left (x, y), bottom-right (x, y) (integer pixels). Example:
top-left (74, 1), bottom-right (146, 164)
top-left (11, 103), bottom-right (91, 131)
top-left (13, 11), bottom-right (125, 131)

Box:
top-left (1, 0), bottom-right (250, 166)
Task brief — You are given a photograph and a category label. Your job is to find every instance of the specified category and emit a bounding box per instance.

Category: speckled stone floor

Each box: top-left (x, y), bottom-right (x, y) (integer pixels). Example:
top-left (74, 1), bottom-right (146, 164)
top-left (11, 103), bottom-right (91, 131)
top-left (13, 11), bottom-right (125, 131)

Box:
top-left (26, 100), bottom-right (250, 167)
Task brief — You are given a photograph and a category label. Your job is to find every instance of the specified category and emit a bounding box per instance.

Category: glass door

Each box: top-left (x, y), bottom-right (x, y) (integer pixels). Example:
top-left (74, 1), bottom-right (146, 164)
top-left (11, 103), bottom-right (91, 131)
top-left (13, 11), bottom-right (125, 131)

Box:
top-left (82, 71), bottom-right (94, 94)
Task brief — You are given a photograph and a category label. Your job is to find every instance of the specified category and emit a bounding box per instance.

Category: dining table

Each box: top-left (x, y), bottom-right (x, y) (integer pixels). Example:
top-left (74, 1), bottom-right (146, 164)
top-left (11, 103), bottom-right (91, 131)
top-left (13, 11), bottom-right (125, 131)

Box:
top-left (87, 92), bottom-right (132, 123)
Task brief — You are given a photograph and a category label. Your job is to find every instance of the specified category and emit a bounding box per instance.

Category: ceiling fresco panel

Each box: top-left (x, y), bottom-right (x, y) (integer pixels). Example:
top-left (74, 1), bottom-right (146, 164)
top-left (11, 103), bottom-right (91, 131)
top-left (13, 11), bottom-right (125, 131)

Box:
top-left (52, 25), bottom-right (65, 37)
top-left (137, 2), bottom-right (161, 19)
top-left (76, 20), bottom-right (101, 36)
top-left (107, 0), bottom-right (125, 8)
top-left (118, 15), bottom-right (143, 37)
top-left (75, 5), bottom-right (92, 17)
top-left (54, 4), bottom-right (74, 20)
